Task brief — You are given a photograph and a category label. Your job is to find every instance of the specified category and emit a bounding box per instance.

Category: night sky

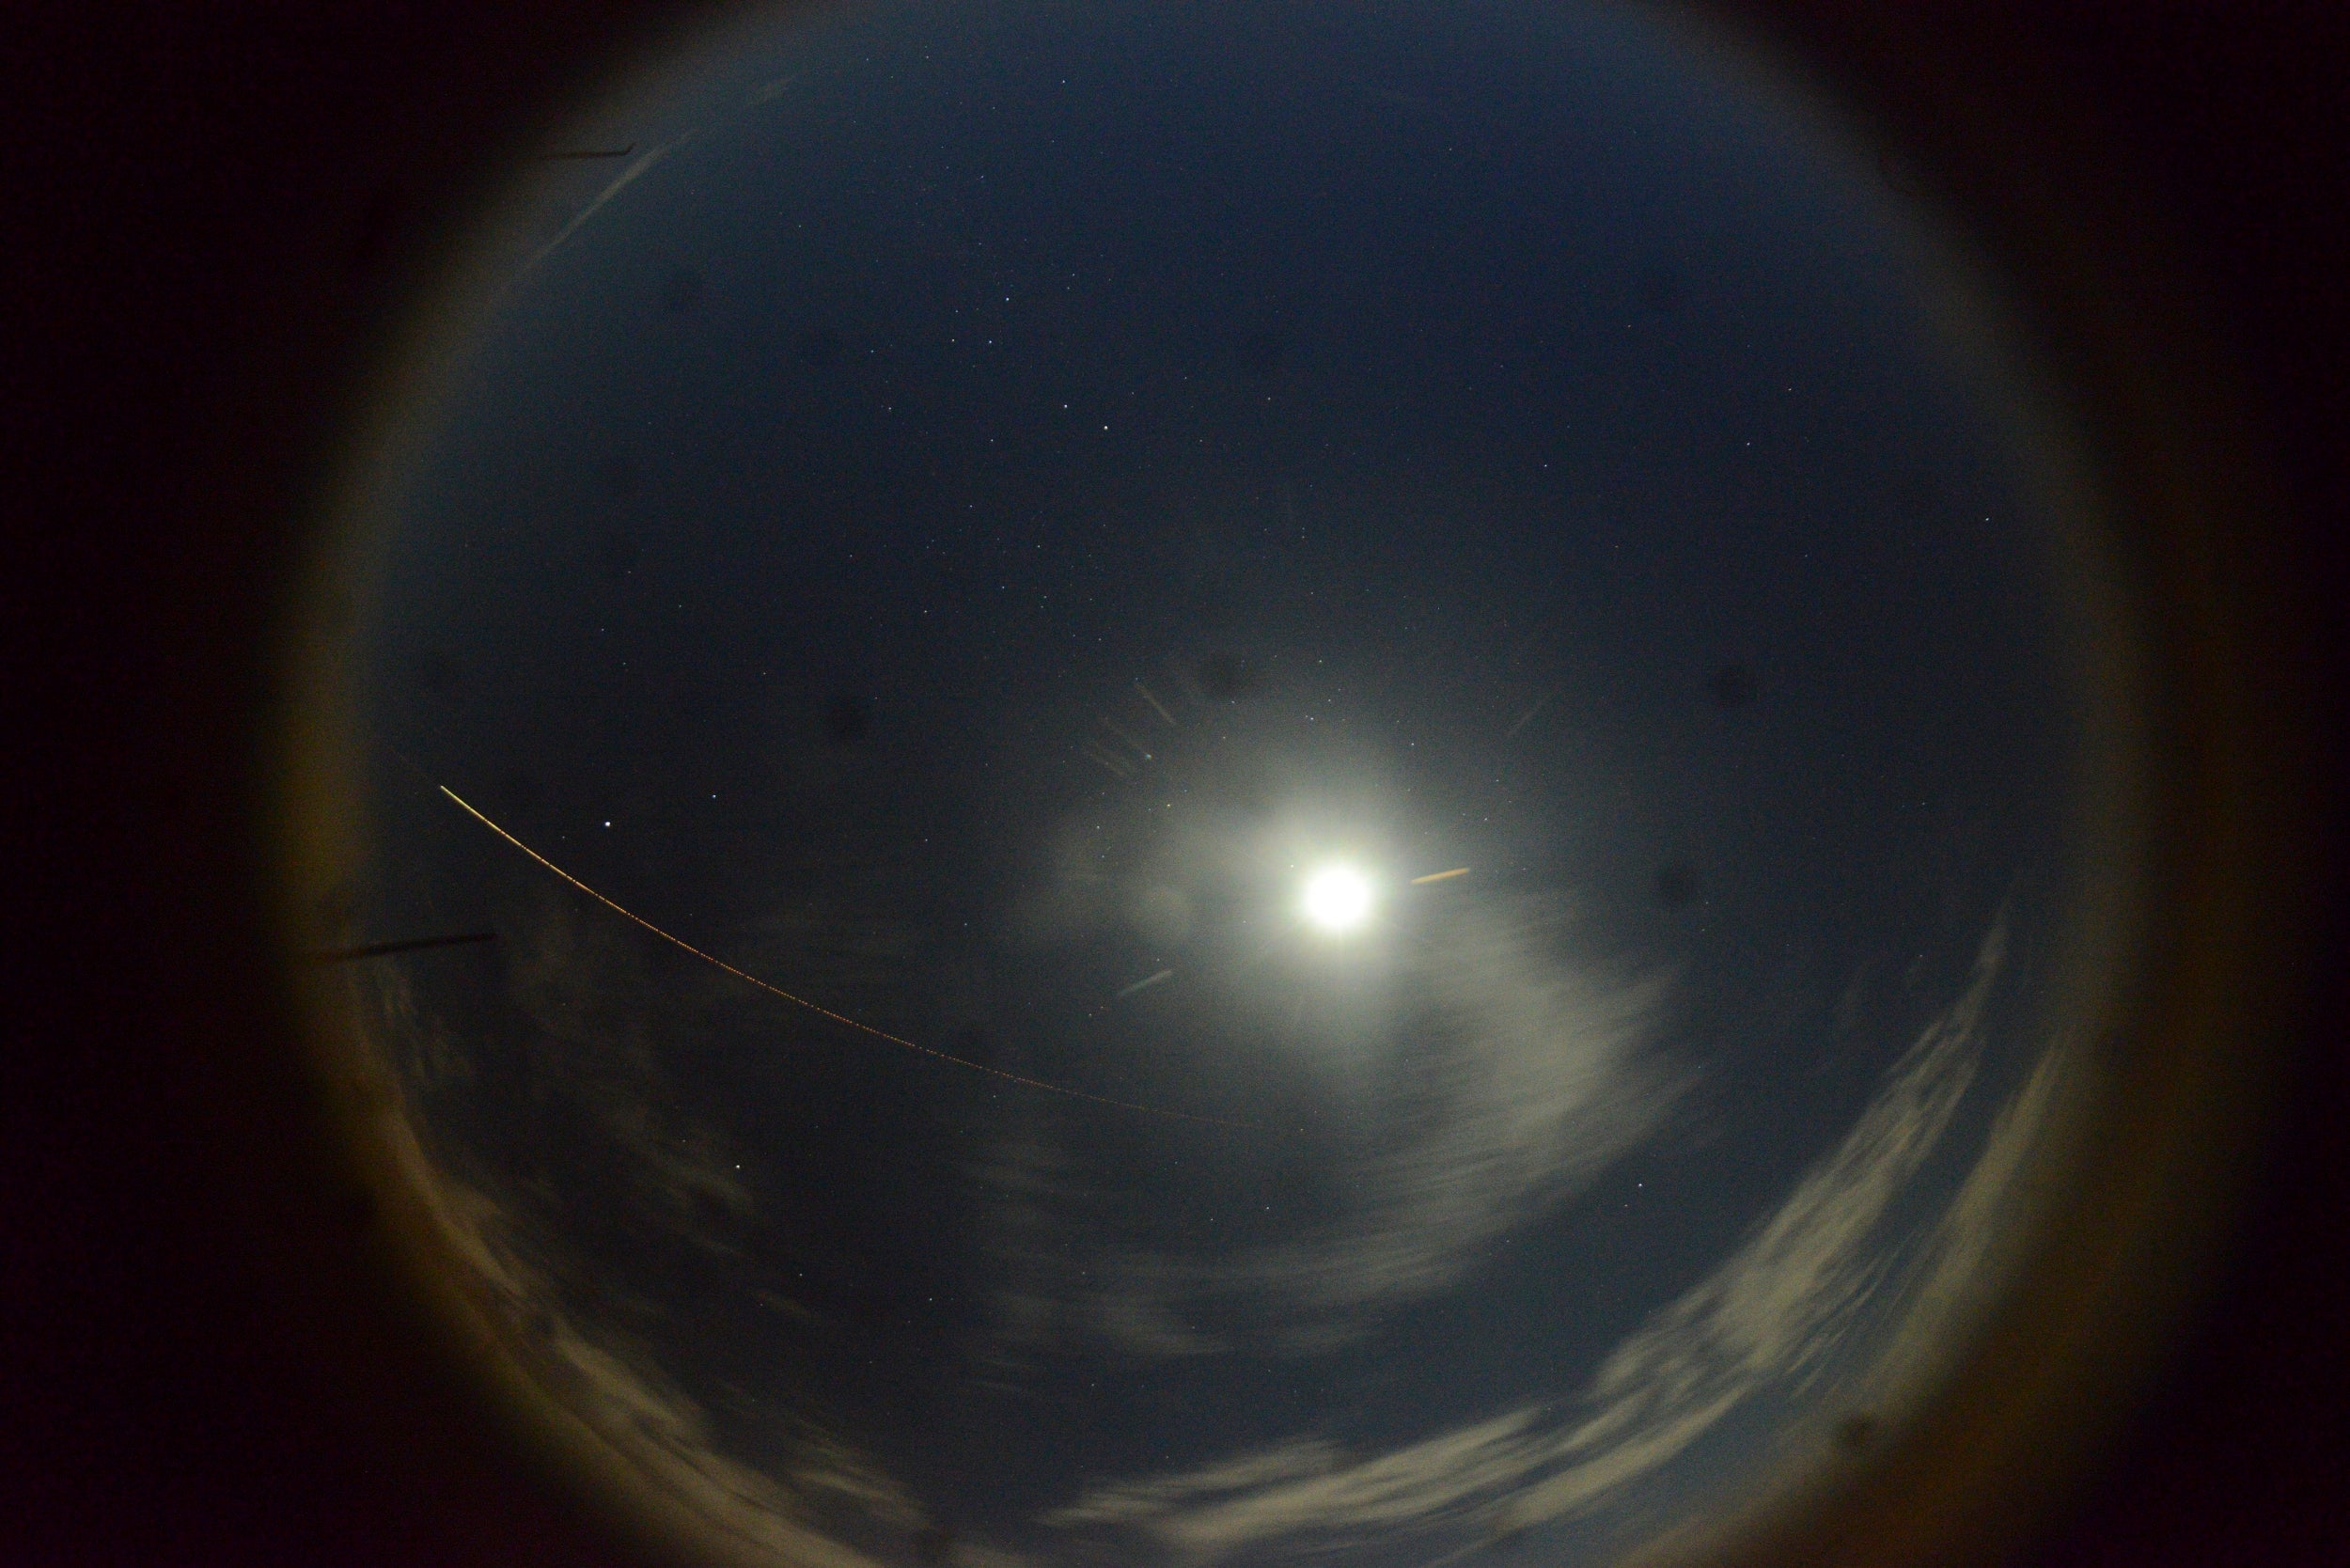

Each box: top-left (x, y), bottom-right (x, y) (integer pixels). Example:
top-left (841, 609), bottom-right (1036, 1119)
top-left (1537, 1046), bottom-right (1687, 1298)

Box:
top-left (323, 2), bottom-right (2104, 1563)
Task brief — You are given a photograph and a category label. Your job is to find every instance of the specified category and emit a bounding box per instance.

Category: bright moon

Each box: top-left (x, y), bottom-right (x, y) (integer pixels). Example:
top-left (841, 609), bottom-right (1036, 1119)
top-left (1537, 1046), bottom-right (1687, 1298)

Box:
top-left (1302, 866), bottom-right (1374, 932)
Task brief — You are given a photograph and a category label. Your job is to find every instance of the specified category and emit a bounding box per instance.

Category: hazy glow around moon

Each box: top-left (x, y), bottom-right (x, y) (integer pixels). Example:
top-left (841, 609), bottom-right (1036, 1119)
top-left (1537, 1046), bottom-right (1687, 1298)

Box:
top-left (1303, 866), bottom-right (1374, 932)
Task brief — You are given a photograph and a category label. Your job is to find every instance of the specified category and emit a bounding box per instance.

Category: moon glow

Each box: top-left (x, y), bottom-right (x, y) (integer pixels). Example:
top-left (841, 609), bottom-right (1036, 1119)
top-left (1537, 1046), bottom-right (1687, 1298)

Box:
top-left (1302, 866), bottom-right (1375, 933)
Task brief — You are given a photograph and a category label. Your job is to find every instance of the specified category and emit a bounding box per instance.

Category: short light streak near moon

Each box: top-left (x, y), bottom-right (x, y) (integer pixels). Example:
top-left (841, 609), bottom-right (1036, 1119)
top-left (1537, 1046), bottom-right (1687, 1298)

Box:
top-left (1503, 694), bottom-right (1547, 740)
top-left (1099, 713), bottom-right (1154, 760)
top-left (1116, 968), bottom-right (1176, 1000)
top-left (1302, 865), bottom-right (1375, 932)
top-left (1410, 867), bottom-right (1471, 885)
top-left (1134, 681), bottom-right (1178, 727)
top-left (434, 783), bottom-right (1255, 1130)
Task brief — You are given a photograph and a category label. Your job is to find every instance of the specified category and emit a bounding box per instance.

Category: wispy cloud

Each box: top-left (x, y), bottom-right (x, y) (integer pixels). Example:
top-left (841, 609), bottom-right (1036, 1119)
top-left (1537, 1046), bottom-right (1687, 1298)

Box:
top-left (353, 1034), bottom-right (921, 1568)
top-left (978, 891), bottom-right (1679, 1364)
top-left (503, 891), bottom-right (754, 1248)
top-left (1043, 919), bottom-right (2024, 1562)
top-left (355, 827), bottom-right (2054, 1568)
top-left (1843, 1033), bottom-right (2070, 1419)
top-left (354, 870), bottom-right (1058, 1568)
top-left (347, 903), bottom-right (979, 1565)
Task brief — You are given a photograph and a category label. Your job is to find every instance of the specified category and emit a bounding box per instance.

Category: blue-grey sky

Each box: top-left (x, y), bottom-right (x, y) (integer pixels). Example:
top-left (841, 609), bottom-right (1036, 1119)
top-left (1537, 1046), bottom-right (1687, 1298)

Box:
top-left (337, 3), bottom-right (2097, 1563)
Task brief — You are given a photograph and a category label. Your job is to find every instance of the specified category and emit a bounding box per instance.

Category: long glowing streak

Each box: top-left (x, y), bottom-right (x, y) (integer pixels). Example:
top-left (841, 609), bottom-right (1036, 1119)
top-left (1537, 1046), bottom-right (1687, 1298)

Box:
top-left (437, 784), bottom-right (1253, 1130)
top-left (529, 133), bottom-right (690, 267)
top-left (1410, 867), bottom-right (1471, 885)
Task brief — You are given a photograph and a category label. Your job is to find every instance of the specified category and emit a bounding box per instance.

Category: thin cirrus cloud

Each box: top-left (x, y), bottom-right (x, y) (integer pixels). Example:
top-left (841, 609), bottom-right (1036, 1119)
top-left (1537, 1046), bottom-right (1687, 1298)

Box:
top-left (1045, 920), bottom-right (2041, 1561)
top-left (350, 984), bottom-right (939, 1568)
top-left (501, 892), bottom-right (759, 1247)
top-left (975, 890), bottom-right (1680, 1365)
top-left (350, 843), bottom-right (2050, 1568)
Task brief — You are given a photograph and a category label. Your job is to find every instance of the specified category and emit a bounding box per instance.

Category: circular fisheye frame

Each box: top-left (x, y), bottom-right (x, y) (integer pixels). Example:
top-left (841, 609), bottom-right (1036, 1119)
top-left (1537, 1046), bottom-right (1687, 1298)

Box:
top-left (277, 3), bottom-right (2207, 1566)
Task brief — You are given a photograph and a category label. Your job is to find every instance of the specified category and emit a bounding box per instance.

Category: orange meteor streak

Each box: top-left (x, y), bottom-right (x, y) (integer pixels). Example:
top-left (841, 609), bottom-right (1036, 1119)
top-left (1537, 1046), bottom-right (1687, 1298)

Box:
top-left (1410, 867), bottom-right (1471, 885)
top-left (437, 784), bottom-right (1253, 1130)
